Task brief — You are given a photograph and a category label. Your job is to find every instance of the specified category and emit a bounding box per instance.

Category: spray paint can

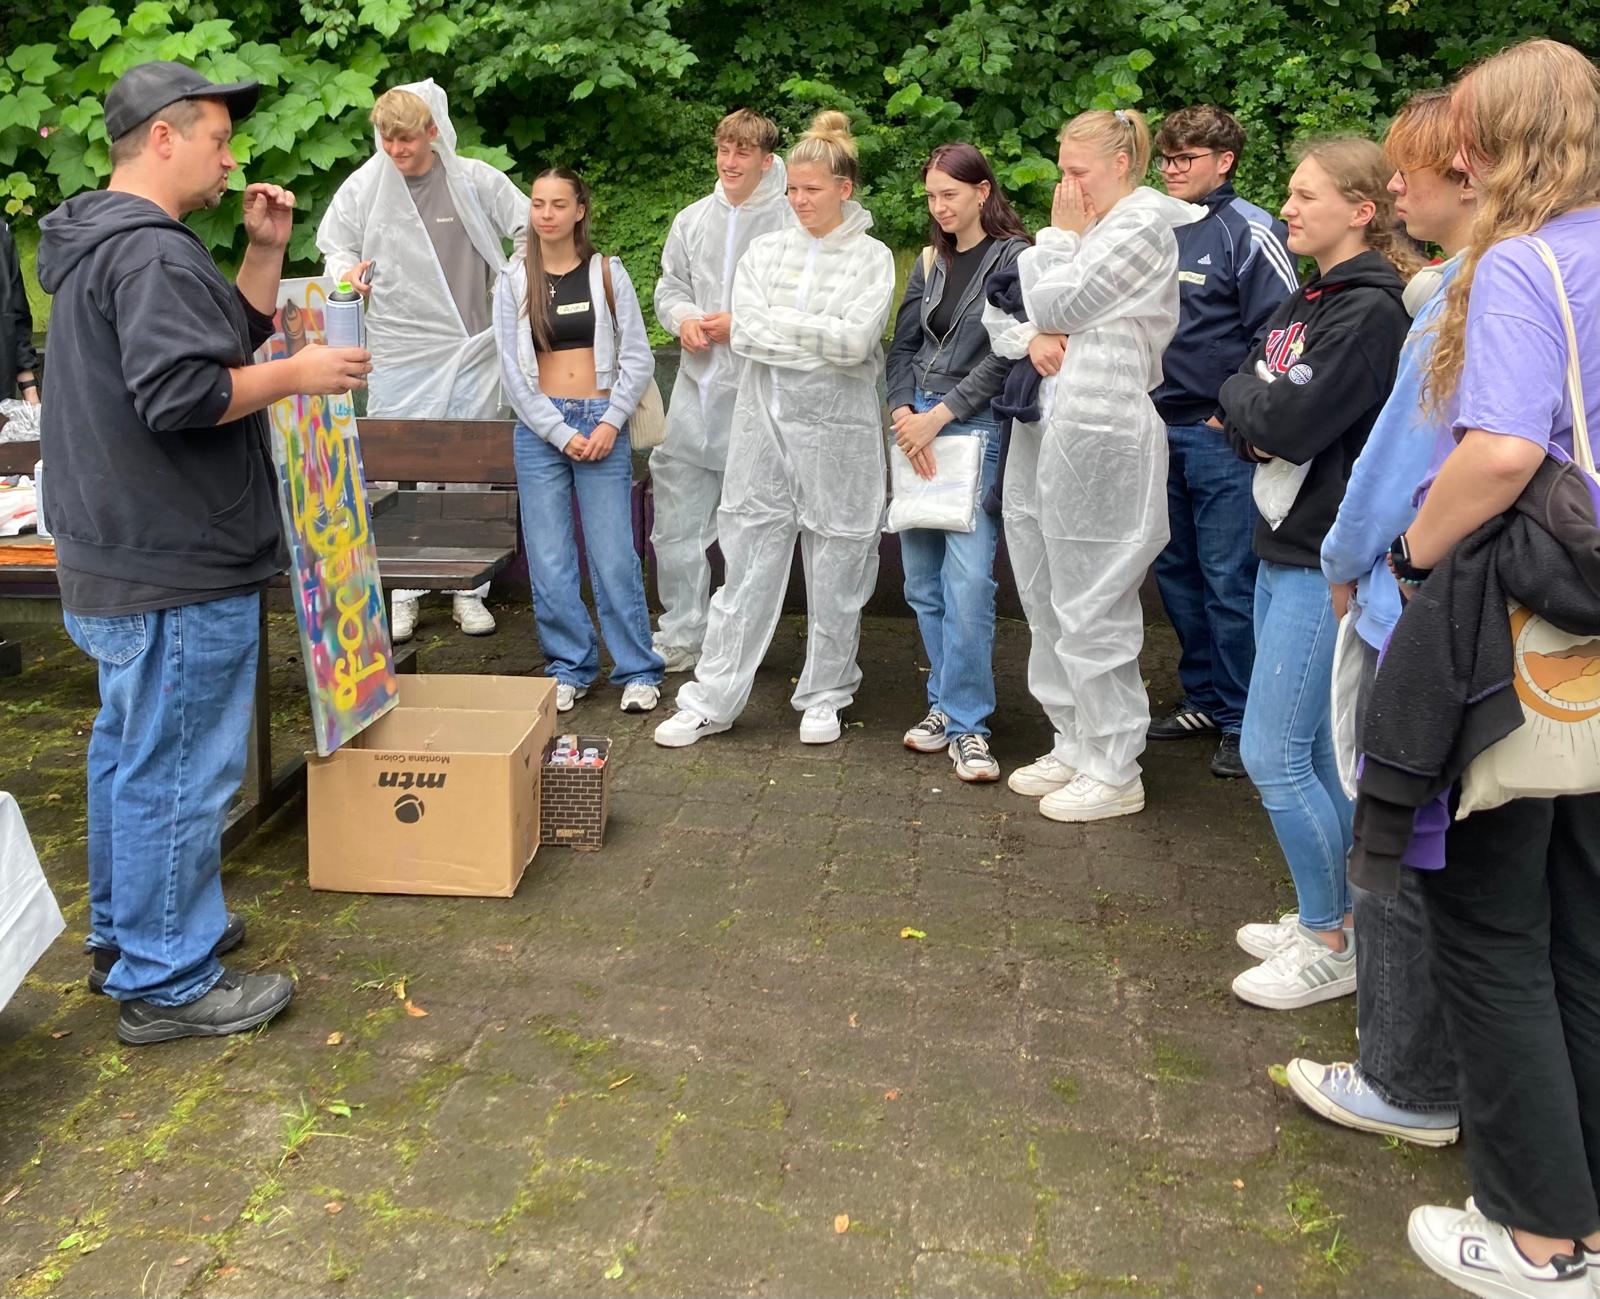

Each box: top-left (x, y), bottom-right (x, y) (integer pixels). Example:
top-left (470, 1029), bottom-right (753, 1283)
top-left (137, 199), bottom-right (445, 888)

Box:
top-left (325, 281), bottom-right (364, 349)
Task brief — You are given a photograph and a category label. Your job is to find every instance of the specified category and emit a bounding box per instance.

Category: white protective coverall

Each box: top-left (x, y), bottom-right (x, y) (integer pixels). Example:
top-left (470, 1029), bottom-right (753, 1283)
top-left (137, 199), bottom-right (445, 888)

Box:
top-left (651, 158), bottom-right (794, 656)
top-left (316, 79), bottom-right (526, 420)
top-left (984, 187), bottom-right (1204, 787)
top-left (675, 201), bottom-right (896, 723)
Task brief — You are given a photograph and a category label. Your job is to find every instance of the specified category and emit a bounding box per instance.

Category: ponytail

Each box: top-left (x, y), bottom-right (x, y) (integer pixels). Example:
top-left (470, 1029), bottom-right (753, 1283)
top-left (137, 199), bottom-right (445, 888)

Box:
top-left (788, 109), bottom-right (859, 186)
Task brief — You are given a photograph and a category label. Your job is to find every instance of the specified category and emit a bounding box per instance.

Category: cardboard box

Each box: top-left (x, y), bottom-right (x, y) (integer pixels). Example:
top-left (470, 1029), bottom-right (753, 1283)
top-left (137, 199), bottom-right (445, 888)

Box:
top-left (307, 675), bottom-right (555, 896)
top-left (541, 735), bottom-right (611, 848)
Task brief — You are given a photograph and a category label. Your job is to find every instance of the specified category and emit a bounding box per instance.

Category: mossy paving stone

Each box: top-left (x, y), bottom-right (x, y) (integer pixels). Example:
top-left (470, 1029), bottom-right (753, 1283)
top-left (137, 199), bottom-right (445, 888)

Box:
top-left (0, 610), bottom-right (1469, 1296)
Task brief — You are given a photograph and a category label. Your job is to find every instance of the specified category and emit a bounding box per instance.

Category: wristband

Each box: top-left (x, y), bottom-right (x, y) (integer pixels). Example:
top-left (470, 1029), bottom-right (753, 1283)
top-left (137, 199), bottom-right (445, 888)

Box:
top-left (18, 378), bottom-right (37, 391)
top-left (1388, 532), bottom-right (1432, 584)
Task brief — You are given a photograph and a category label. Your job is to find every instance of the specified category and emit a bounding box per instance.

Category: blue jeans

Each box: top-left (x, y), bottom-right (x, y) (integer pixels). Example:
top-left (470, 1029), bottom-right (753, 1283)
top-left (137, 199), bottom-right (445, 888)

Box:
top-left (1240, 561), bottom-right (1352, 931)
top-left (514, 402), bottom-right (663, 688)
top-left (63, 593), bottom-right (258, 1005)
top-left (900, 388), bottom-right (1001, 738)
top-left (1152, 421), bottom-right (1258, 732)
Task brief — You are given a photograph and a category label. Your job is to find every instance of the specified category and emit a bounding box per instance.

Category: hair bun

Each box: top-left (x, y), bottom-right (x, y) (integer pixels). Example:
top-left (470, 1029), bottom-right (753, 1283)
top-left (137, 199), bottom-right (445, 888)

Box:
top-left (804, 109), bottom-right (858, 158)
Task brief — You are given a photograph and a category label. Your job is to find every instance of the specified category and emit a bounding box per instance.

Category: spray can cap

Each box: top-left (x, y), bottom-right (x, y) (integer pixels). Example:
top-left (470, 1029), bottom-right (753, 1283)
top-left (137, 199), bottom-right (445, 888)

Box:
top-left (336, 281), bottom-right (354, 293)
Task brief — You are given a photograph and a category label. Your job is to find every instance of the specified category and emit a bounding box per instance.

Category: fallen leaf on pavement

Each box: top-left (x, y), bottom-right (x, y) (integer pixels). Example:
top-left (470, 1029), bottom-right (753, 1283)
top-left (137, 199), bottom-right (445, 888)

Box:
top-left (847, 1012), bottom-right (859, 1028)
top-left (404, 1000), bottom-right (429, 1018)
top-left (494, 944), bottom-right (513, 953)
top-left (326, 1031), bottom-right (344, 1046)
top-left (834, 1214), bottom-right (850, 1234)
top-left (216, 1267), bottom-right (237, 1278)
top-left (1266, 1063), bottom-right (1289, 1088)
top-left (0, 1186), bottom-right (18, 1207)
top-left (899, 928), bottom-right (926, 941)
top-left (50, 1030), bottom-right (71, 1040)
top-left (607, 1074), bottom-right (634, 1091)
top-left (325, 1201), bottom-right (343, 1214)
top-left (1232, 1179), bottom-right (1245, 1190)
top-left (603, 1260), bottom-right (624, 1280)
top-left (884, 1089), bottom-right (900, 1101)
top-left (394, 980), bottom-right (407, 1001)
top-left (173, 1256), bottom-right (190, 1266)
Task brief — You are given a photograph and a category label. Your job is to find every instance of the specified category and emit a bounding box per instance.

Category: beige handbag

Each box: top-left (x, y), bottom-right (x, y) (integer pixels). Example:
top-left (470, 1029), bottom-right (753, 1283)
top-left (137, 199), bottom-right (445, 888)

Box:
top-left (1458, 236), bottom-right (1600, 817)
top-left (599, 257), bottom-right (668, 450)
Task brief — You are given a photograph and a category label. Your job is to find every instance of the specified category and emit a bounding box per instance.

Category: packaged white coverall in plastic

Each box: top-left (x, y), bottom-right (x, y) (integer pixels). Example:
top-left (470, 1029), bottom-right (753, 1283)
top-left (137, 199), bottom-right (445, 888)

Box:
top-left (675, 201), bottom-right (896, 723)
top-left (984, 187), bottom-right (1203, 787)
top-left (316, 79), bottom-right (527, 604)
top-left (652, 159), bottom-right (794, 657)
top-left (1, 792), bottom-right (65, 1012)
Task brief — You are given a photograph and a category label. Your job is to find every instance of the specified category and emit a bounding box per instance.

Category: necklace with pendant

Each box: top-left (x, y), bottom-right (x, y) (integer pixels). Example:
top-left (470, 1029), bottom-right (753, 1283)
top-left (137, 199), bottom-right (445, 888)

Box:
top-left (547, 264), bottom-right (579, 302)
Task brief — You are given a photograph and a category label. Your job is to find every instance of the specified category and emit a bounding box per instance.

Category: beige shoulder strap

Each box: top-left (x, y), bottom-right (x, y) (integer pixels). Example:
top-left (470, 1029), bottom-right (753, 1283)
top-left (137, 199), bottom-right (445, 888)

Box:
top-left (920, 245), bottom-right (934, 278)
top-left (1528, 237), bottom-right (1591, 474)
top-left (598, 254), bottom-right (617, 323)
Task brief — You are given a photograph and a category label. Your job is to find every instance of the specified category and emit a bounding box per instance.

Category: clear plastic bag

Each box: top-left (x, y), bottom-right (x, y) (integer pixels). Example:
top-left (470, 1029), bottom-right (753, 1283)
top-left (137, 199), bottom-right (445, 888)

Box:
top-left (886, 434), bottom-right (983, 533)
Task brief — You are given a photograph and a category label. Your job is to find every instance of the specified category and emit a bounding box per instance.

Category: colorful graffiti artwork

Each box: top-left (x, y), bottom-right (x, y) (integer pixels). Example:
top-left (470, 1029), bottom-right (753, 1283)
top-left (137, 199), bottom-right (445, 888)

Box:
top-left (259, 278), bottom-right (397, 756)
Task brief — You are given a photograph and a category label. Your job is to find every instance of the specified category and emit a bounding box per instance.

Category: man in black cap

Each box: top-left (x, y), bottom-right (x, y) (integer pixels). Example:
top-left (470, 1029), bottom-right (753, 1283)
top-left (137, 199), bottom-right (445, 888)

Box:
top-left (37, 61), bottom-right (371, 1044)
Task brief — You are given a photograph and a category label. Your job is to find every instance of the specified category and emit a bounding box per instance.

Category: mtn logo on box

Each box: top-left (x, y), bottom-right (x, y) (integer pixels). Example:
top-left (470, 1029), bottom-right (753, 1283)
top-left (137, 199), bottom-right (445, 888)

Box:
top-left (377, 770), bottom-right (447, 791)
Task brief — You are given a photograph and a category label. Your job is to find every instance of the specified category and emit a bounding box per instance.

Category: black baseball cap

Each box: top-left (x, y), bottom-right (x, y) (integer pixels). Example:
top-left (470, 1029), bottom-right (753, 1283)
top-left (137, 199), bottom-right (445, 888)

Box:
top-left (104, 60), bottom-right (260, 142)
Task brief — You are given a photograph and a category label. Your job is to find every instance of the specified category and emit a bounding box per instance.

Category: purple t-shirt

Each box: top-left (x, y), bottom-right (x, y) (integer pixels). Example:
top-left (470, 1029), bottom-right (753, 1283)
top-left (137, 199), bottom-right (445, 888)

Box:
top-left (1453, 207), bottom-right (1600, 455)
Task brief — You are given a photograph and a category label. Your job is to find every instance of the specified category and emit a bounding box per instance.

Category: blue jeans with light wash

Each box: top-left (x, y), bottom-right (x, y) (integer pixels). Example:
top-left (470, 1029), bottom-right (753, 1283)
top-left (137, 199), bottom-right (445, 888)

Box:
top-left (1152, 420), bottom-right (1259, 733)
top-left (899, 387), bottom-right (1002, 738)
top-left (1240, 561), bottom-right (1353, 931)
top-left (63, 592), bottom-right (258, 1005)
top-left (514, 401), bottom-right (663, 689)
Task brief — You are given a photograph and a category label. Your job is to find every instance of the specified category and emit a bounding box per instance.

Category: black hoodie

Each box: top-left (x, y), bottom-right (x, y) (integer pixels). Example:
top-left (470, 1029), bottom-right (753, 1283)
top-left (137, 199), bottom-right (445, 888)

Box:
top-left (1221, 250), bottom-right (1410, 569)
top-left (36, 191), bottom-right (284, 613)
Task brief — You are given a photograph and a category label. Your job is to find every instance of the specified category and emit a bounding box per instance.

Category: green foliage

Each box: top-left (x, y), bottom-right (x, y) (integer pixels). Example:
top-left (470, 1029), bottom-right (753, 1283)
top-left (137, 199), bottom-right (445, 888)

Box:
top-left (5, 0), bottom-right (1598, 340)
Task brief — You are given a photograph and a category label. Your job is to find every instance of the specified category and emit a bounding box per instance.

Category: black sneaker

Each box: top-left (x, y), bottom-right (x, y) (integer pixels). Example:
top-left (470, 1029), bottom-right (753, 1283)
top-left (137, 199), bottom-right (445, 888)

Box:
top-left (88, 912), bottom-right (246, 995)
top-left (117, 970), bottom-right (294, 1045)
top-left (903, 708), bottom-right (949, 753)
top-left (1211, 732), bottom-right (1246, 779)
top-left (1147, 706), bottom-right (1218, 741)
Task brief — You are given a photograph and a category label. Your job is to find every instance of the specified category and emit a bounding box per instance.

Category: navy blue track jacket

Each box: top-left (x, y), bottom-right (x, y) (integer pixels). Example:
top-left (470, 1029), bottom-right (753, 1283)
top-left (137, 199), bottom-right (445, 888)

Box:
top-left (1152, 182), bottom-right (1298, 426)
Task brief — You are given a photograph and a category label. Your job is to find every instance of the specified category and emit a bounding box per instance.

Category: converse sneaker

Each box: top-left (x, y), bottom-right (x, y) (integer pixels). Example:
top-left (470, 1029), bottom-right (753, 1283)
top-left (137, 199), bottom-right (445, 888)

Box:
top-left (390, 595), bottom-right (419, 643)
top-left (620, 682), bottom-right (660, 713)
top-left (1409, 1202), bottom-right (1588, 1299)
top-left (452, 593), bottom-right (497, 636)
top-left (799, 705), bottom-right (841, 745)
top-left (949, 733), bottom-right (1000, 783)
top-left (1147, 705), bottom-right (1218, 741)
top-left (1287, 1059), bottom-right (1460, 1147)
top-left (1232, 927), bottom-right (1356, 1009)
top-left (1007, 753), bottom-right (1075, 797)
top-left (653, 709), bottom-right (731, 748)
top-left (1236, 912), bottom-right (1303, 961)
top-left (904, 709), bottom-right (949, 753)
top-left (1039, 772), bottom-right (1145, 823)
top-left (654, 642), bottom-right (700, 673)
top-left (555, 682), bottom-right (589, 713)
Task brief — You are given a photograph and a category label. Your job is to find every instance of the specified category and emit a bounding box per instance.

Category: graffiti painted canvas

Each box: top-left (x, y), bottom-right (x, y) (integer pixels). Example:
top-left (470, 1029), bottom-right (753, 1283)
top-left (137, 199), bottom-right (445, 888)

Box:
top-left (259, 278), bottom-right (397, 756)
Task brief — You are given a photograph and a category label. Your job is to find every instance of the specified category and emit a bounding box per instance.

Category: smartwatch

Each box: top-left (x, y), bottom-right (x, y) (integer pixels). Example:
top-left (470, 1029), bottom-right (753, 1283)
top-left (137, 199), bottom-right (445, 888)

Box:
top-left (1388, 532), bottom-right (1432, 585)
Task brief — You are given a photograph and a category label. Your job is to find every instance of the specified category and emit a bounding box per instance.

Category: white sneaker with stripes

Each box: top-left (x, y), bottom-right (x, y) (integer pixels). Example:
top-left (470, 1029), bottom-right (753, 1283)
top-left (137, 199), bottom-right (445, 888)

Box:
top-left (1232, 926), bottom-right (1356, 1010)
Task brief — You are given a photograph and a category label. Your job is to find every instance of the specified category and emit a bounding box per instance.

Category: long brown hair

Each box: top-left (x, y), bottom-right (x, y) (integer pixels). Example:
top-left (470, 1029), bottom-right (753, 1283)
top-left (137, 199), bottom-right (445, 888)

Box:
top-left (1296, 136), bottom-right (1425, 281)
top-left (523, 167), bottom-right (598, 351)
top-left (922, 143), bottom-right (1031, 263)
top-left (1426, 40), bottom-right (1600, 408)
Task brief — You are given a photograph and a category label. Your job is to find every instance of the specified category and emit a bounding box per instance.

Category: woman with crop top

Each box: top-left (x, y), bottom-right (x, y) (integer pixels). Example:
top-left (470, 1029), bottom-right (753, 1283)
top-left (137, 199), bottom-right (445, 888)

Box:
top-left (494, 168), bottom-right (664, 714)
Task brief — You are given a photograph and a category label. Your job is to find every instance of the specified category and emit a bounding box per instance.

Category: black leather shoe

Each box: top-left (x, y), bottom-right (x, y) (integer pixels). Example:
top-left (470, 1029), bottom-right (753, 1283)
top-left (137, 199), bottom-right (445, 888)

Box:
top-left (1211, 732), bottom-right (1246, 779)
top-left (1148, 706), bottom-right (1219, 741)
top-left (87, 912), bottom-right (246, 995)
top-left (116, 970), bottom-right (293, 1045)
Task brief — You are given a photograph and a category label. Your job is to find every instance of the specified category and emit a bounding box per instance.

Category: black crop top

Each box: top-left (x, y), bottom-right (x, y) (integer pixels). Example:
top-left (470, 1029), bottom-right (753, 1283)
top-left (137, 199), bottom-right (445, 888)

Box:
top-left (539, 263), bottom-right (596, 351)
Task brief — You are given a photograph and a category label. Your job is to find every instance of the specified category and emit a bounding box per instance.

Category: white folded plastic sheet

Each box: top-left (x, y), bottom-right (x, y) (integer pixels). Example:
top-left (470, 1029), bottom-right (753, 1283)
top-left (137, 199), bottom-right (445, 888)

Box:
top-left (0, 792), bottom-right (65, 1012)
top-left (885, 434), bottom-right (983, 534)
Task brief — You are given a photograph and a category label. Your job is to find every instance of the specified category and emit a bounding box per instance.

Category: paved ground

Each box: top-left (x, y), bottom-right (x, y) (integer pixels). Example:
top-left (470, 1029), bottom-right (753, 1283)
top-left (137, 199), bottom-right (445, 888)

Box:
top-left (0, 602), bottom-right (1468, 1298)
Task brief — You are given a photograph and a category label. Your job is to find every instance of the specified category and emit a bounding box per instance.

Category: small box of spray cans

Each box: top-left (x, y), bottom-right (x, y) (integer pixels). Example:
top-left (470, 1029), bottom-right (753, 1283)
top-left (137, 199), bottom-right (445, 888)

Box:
top-left (540, 734), bottom-right (611, 848)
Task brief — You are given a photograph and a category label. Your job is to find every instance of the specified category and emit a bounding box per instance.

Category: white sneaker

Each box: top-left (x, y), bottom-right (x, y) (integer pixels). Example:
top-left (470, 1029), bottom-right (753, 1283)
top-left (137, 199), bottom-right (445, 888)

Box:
top-left (620, 682), bottom-right (660, 713)
top-left (653, 709), bottom-right (731, 748)
top-left (1409, 1202), bottom-right (1589, 1299)
top-left (1232, 927), bottom-right (1356, 1010)
top-left (390, 596), bottom-right (419, 643)
top-left (903, 709), bottom-right (949, 753)
top-left (1007, 753), bottom-right (1075, 797)
top-left (1039, 772), bottom-right (1145, 823)
top-left (555, 682), bottom-right (589, 713)
top-left (654, 643), bottom-right (700, 673)
top-left (1236, 912), bottom-right (1303, 961)
top-left (799, 705), bottom-right (841, 745)
top-left (452, 594), bottom-right (496, 636)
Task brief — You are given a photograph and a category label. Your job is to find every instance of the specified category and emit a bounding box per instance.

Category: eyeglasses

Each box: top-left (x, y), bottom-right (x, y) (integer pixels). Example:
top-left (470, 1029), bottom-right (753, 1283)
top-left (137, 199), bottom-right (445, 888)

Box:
top-left (1157, 149), bottom-right (1217, 175)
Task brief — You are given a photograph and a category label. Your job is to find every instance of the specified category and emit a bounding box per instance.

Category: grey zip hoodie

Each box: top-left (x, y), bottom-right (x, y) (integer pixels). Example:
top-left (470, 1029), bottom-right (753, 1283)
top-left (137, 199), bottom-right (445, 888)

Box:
top-left (36, 191), bottom-right (284, 603)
